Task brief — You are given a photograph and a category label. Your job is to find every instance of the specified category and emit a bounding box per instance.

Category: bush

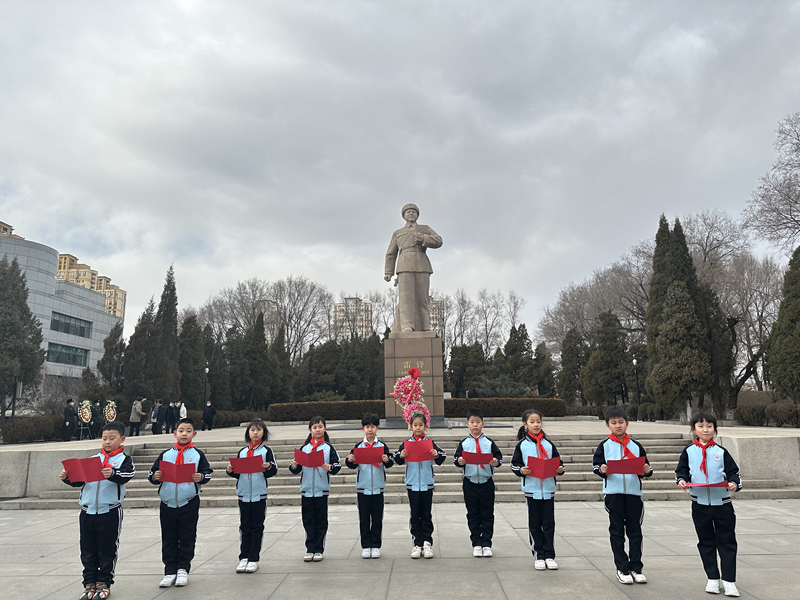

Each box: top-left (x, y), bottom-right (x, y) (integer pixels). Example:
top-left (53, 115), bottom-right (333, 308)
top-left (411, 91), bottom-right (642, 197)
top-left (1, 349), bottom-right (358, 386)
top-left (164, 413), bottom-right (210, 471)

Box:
top-left (765, 403), bottom-right (800, 427)
top-left (638, 403), bottom-right (665, 422)
top-left (0, 419), bottom-right (37, 443)
top-left (32, 416), bottom-right (55, 441)
top-left (734, 404), bottom-right (768, 426)
top-left (268, 400), bottom-right (385, 422)
top-left (187, 410), bottom-right (203, 428)
top-left (299, 391), bottom-right (347, 403)
top-left (445, 398), bottom-right (566, 418)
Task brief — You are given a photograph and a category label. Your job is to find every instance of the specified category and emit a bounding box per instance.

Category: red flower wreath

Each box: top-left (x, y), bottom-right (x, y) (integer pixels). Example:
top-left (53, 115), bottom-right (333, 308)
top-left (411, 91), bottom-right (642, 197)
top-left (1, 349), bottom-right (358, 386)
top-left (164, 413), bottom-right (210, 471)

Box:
top-left (392, 367), bottom-right (430, 427)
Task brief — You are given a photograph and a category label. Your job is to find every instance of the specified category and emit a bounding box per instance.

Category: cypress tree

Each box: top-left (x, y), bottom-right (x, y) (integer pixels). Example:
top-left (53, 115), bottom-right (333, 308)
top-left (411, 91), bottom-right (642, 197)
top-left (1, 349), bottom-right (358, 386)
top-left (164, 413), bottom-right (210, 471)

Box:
top-left (245, 312), bottom-right (270, 410)
top-left (151, 266), bottom-right (181, 400)
top-left (532, 342), bottom-right (556, 397)
top-left (558, 328), bottom-right (588, 404)
top-left (580, 311), bottom-right (627, 405)
top-left (766, 245), bottom-right (800, 402)
top-left (122, 299), bottom-right (156, 399)
top-left (98, 321), bottom-right (125, 394)
top-left (225, 327), bottom-right (251, 410)
top-left (178, 314), bottom-right (205, 410)
top-left (267, 325), bottom-right (292, 403)
top-left (203, 324), bottom-right (231, 410)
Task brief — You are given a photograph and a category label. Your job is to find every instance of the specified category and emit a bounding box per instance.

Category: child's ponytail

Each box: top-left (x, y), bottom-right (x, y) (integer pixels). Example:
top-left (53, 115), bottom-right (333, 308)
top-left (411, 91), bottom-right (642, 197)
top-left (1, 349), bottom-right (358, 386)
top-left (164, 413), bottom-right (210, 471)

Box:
top-left (516, 425), bottom-right (527, 440)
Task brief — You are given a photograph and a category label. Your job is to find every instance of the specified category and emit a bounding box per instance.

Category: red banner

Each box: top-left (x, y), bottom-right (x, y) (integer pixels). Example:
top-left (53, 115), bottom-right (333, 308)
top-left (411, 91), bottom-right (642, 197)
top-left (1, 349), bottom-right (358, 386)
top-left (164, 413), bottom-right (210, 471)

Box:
top-left (62, 457), bottom-right (105, 483)
top-left (606, 456), bottom-right (646, 475)
top-left (294, 449), bottom-right (325, 468)
top-left (462, 450), bottom-right (493, 465)
top-left (160, 461), bottom-right (196, 483)
top-left (229, 456), bottom-right (265, 474)
top-left (404, 439), bottom-right (434, 462)
top-left (353, 446), bottom-right (385, 465)
top-left (526, 456), bottom-right (561, 479)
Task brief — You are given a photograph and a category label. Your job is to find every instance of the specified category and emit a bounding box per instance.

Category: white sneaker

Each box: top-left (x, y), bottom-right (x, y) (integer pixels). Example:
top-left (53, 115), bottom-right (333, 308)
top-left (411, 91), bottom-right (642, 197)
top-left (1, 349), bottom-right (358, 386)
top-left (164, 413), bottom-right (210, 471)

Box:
top-left (245, 561), bottom-right (258, 573)
top-left (410, 546), bottom-right (422, 559)
top-left (473, 546), bottom-right (483, 557)
top-left (616, 570), bottom-right (633, 584)
top-left (534, 559), bottom-right (546, 570)
top-left (312, 553), bottom-right (323, 562)
top-left (482, 547), bottom-right (493, 558)
top-left (706, 579), bottom-right (721, 594)
top-left (361, 548), bottom-right (372, 559)
top-left (175, 569), bottom-right (187, 587)
top-left (722, 581), bottom-right (739, 597)
top-left (159, 574), bottom-right (176, 588)
top-left (631, 571), bottom-right (647, 584)
top-left (371, 548), bottom-right (381, 559)
top-left (236, 559), bottom-right (249, 573)
top-left (422, 541), bottom-right (434, 558)
top-left (545, 558), bottom-right (558, 570)
top-left (303, 553), bottom-right (314, 562)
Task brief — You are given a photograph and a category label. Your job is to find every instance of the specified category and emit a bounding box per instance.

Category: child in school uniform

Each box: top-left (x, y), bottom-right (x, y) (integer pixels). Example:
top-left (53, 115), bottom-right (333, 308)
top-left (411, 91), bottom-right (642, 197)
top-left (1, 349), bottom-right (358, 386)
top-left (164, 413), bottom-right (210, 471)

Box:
top-left (60, 421), bottom-right (135, 600)
top-left (675, 412), bottom-right (742, 597)
top-left (345, 412), bottom-right (394, 558)
top-left (393, 412), bottom-right (447, 559)
top-left (510, 409), bottom-right (565, 570)
top-left (593, 407), bottom-right (653, 585)
top-left (453, 408), bottom-right (503, 557)
top-left (226, 419), bottom-right (278, 573)
top-left (148, 418), bottom-right (213, 588)
top-left (289, 415), bottom-right (341, 562)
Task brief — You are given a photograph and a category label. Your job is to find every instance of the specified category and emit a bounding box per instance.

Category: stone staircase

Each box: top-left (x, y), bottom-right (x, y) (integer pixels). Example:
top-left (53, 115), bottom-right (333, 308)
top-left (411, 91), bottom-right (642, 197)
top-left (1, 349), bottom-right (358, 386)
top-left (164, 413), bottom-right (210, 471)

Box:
top-left (6, 430), bottom-right (800, 510)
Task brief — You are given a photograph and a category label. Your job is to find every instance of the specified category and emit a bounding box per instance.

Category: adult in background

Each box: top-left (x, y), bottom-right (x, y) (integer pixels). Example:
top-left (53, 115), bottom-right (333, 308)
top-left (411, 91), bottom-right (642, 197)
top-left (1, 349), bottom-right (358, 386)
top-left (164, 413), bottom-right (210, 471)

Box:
top-left (63, 398), bottom-right (77, 442)
top-left (89, 400), bottom-right (102, 438)
top-left (165, 401), bottom-right (177, 434)
top-left (202, 401), bottom-right (217, 431)
top-left (178, 401), bottom-right (187, 420)
top-left (129, 397), bottom-right (145, 436)
top-left (155, 400), bottom-right (167, 435)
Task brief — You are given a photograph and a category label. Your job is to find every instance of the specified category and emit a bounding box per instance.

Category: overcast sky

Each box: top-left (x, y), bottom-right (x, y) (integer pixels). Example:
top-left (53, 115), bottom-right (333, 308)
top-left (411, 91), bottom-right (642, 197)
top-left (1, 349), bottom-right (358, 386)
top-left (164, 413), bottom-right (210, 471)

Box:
top-left (2, 1), bottom-right (799, 339)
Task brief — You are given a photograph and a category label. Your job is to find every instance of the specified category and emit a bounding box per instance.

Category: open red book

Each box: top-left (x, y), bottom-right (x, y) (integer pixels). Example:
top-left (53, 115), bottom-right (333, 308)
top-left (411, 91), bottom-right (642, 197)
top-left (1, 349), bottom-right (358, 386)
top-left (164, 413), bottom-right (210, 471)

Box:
top-left (461, 450), bottom-right (493, 465)
top-left (229, 456), bottom-right (265, 474)
top-left (160, 461), bottom-right (196, 483)
top-left (294, 449), bottom-right (325, 468)
top-left (404, 438), bottom-right (434, 462)
top-left (62, 457), bottom-right (105, 483)
top-left (353, 446), bottom-right (384, 465)
top-left (606, 456), bottom-right (646, 475)
top-left (526, 456), bottom-right (560, 479)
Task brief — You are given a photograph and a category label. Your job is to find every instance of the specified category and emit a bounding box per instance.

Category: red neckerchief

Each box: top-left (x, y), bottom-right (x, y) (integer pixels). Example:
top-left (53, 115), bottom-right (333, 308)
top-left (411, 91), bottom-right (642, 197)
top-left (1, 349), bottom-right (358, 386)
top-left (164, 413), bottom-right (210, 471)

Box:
top-left (364, 438), bottom-right (381, 469)
top-left (246, 441), bottom-right (261, 458)
top-left (310, 437), bottom-right (325, 451)
top-left (101, 446), bottom-right (125, 469)
top-left (608, 433), bottom-right (637, 460)
top-left (473, 435), bottom-right (487, 470)
top-left (174, 442), bottom-right (194, 465)
top-left (693, 438), bottom-right (717, 476)
top-left (527, 431), bottom-right (549, 459)
top-left (413, 434), bottom-right (426, 442)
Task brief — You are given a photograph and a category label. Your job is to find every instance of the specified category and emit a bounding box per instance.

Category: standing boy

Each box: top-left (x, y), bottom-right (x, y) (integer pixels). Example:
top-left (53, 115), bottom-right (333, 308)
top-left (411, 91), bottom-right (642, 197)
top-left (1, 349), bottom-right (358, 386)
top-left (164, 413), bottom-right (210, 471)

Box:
top-left (453, 409), bottom-right (503, 557)
top-left (148, 418), bottom-right (213, 588)
top-left (593, 407), bottom-right (653, 585)
top-left (60, 421), bottom-right (135, 600)
top-left (345, 413), bottom-right (394, 558)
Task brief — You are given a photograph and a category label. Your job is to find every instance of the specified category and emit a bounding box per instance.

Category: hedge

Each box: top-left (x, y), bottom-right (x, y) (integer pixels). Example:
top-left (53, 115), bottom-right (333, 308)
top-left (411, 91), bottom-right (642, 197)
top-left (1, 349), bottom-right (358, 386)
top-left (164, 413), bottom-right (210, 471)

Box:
top-left (0, 415), bottom-right (61, 444)
top-left (268, 401), bottom-right (385, 422)
top-left (734, 404), bottom-right (768, 426)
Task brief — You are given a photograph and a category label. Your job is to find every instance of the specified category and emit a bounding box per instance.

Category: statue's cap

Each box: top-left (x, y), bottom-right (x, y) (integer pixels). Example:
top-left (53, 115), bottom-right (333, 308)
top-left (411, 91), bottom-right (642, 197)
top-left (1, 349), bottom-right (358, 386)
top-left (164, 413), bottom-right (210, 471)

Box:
top-left (402, 203), bottom-right (419, 217)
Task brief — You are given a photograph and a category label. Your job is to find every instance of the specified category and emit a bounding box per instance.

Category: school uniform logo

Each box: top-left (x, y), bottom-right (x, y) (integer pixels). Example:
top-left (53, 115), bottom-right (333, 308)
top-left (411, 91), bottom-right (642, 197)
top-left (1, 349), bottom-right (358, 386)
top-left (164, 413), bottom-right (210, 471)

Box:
top-left (713, 455), bottom-right (721, 461)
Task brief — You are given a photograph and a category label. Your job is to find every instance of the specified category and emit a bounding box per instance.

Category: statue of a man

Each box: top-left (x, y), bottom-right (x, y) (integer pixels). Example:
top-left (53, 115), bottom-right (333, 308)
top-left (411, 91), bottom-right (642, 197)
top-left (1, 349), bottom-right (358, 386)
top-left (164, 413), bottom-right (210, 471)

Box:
top-left (384, 204), bottom-right (443, 332)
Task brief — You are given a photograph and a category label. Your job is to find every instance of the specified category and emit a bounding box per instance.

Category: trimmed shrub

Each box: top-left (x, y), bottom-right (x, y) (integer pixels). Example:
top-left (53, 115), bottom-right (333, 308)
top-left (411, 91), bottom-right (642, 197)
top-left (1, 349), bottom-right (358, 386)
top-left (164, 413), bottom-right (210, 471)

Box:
top-left (734, 404), bottom-right (768, 426)
top-left (445, 398), bottom-right (566, 418)
top-left (268, 400), bottom-right (385, 422)
top-left (187, 410), bottom-right (203, 428)
top-left (638, 403), bottom-right (665, 422)
top-left (0, 419), bottom-right (37, 443)
top-left (765, 403), bottom-right (800, 428)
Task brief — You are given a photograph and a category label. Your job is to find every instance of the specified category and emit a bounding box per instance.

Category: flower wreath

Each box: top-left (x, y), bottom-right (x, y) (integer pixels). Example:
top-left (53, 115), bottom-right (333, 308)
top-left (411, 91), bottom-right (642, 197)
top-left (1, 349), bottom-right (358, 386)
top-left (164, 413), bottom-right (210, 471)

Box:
top-left (104, 399), bottom-right (117, 422)
top-left (78, 400), bottom-right (92, 423)
top-left (392, 367), bottom-right (430, 427)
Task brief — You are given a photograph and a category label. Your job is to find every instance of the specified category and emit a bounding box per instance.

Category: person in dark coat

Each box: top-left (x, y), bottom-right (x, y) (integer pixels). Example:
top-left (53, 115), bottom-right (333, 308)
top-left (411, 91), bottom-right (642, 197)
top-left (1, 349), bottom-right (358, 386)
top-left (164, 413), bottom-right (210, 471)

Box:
top-left (63, 398), bottom-right (77, 442)
top-left (202, 401), bottom-right (217, 431)
top-left (89, 400), bottom-right (102, 438)
top-left (152, 400), bottom-right (166, 435)
top-left (165, 401), bottom-right (177, 434)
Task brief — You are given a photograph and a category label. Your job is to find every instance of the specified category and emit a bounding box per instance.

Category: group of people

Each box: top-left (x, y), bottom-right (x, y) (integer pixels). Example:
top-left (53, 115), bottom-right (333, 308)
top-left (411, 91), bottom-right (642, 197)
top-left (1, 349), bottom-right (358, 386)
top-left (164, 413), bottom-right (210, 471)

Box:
top-left (61, 398), bottom-right (107, 441)
top-left (61, 407), bottom-right (743, 600)
top-left (127, 398), bottom-right (217, 436)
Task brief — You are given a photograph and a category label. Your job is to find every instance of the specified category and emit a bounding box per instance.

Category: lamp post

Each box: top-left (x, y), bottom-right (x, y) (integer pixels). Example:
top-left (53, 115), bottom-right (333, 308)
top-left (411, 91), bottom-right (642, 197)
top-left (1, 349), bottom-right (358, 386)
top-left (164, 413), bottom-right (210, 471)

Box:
top-left (204, 362), bottom-right (209, 406)
top-left (632, 358), bottom-right (641, 421)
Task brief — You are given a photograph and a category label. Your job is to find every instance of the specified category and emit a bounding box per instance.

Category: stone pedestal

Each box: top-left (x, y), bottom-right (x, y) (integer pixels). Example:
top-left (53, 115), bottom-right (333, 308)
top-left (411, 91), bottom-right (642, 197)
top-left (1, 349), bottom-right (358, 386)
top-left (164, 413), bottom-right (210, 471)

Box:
top-left (384, 332), bottom-right (444, 428)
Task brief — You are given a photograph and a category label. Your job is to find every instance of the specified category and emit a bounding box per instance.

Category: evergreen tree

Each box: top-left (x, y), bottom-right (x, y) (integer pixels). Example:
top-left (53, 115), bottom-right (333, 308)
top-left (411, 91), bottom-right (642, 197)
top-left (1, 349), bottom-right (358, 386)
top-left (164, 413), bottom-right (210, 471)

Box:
top-left (245, 312), bottom-right (270, 410)
top-left (446, 342), bottom-right (486, 398)
top-left (766, 245), bottom-right (800, 402)
top-left (97, 321), bottom-right (125, 394)
top-left (122, 298), bottom-right (156, 399)
top-left (203, 324), bottom-right (231, 410)
top-left (699, 282), bottom-right (736, 416)
top-left (558, 328), bottom-right (588, 403)
top-left (532, 342), bottom-right (556, 397)
top-left (294, 340), bottom-right (341, 400)
top-left (178, 314), bottom-right (205, 410)
top-left (503, 324), bottom-right (535, 385)
top-left (81, 367), bottom-right (106, 402)
top-left (267, 326), bottom-right (292, 403)
top-left (474, 373), bottom-right (529, 398)
top-left (151, 266), bottom-right (181, 400)
top-left (0, 256), bottom-right (45, 422)
top-left (225, 327), bottom-right (251, 410)
top-left (580, 312), bottom-right (627, 405)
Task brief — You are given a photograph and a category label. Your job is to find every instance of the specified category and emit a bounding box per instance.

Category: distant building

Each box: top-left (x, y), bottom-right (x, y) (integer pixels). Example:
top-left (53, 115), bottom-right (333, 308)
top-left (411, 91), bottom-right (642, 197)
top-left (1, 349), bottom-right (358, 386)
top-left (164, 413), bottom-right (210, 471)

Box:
top-left (57, 253), bottom-right (127, 320)
top-left (0, 221), bottom-right (24, 239)
top-left (334, 297), bottom-right (373, 341)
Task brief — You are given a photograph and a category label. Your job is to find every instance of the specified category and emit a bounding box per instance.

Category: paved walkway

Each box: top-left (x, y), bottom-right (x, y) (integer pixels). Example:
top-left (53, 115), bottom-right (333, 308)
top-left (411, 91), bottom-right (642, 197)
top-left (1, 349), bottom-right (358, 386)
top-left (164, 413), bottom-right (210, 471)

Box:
top-left (2, 499), bottom-right (798, 600)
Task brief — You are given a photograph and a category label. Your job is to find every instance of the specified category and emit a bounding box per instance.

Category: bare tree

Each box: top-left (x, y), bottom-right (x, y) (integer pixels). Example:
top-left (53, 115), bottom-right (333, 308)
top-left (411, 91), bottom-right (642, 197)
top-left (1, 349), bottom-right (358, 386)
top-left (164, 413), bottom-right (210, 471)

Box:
top-left (683, 209), bottom-right (749, 284)
top-left (367, 288), bottom-right (397, 336)
top-left (270, 276), bottom-right (334, 365)
top-left (474, 288), bottom-right (505, 360)
top-left (450, 288), bottom-right (476, 348)
top-left (198, 278), bottom-right (272, 337)
top-left (504, 290), bottom-right (526, 330)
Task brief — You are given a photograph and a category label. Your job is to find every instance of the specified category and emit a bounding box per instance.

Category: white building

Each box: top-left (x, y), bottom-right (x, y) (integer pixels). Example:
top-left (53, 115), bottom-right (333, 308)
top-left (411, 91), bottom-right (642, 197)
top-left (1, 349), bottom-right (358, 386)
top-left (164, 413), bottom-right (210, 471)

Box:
top-left (333, 297), bottom-right (373, 341)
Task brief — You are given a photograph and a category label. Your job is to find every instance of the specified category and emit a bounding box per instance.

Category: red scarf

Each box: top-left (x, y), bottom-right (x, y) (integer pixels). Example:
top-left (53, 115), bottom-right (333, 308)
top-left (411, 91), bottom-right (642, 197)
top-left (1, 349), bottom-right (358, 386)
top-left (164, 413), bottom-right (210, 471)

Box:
top-left (473, 435), bottom-right (487, 470)
top-left (310, 436), bottom-right (326, 451)
top-left (364, 439), bottom-right (381, 469)
top-left (413, 434), bottom-right (426, 442)
top-left (101, 446), bottom-right (125, 469)
top-left (608, 433), bottom-right (637, 460)
top-left (174, 442), bottom-right (194, 465)
top-left (246, 441), bottom-right (261, 458)
top-left (693, 438), bottom-right (717, 476)
top-left (527, 431), bottom-right (549, 459)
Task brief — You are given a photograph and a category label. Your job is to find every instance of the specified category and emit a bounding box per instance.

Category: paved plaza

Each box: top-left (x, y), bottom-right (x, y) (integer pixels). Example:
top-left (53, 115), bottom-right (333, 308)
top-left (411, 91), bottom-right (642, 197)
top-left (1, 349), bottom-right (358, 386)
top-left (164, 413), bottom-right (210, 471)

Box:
top-left (1, 498), bottom-right (799, 600)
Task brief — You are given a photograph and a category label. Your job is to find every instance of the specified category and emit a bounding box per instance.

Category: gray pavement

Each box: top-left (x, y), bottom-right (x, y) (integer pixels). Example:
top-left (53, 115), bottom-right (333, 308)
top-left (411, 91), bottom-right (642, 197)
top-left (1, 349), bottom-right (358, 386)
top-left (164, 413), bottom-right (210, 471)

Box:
top-left (1, 498), bottom-right (798, 600)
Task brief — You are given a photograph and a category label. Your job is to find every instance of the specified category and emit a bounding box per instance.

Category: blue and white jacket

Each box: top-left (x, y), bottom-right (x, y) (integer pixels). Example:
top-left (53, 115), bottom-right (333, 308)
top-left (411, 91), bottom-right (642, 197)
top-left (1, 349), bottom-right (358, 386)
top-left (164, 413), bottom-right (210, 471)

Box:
top-left (675, 441), bottom-right (742, 506)
top-left (344, 438), bottom-right (394, 495)
top-left (148, 445), bottom-right (213, 508)
top-left (226, 443), bottom-right (278, 502)
top-left (510, 434), bottom-right (564, 500)
top-left (453, 434), bottom-right (503, 485)
top-left (592, 437), bottom-right (652, 496)
top-left (288, 439), bottom-right (341, 498)
top-left (393, 437), bottom-right (447, 492)
top-left (63, 451), bottom-right (135, 514)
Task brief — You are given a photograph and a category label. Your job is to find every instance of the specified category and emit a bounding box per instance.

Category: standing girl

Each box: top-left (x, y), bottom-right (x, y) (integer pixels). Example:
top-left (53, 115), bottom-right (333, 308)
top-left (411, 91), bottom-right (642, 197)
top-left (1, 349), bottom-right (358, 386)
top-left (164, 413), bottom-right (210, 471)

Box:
top-left (510, 409), bottom-right (565, 570)
top-left (289, 416), bottom-right (341, 562)
top-left (675, 412), bottom-right (742, 597)
top-left (226, 419), bottom-right (277, 573)
top-left (393, 412), bottom-right (447, 559)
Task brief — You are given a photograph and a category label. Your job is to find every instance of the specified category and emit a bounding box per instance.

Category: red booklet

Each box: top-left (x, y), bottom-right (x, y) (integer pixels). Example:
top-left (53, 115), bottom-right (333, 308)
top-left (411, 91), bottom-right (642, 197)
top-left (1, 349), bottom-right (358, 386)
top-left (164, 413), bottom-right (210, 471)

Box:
top-left (229, 456), bottom-right (265, 474)
top-left (353, 446), bottom-right (385, 465)
top-left (461, 450), bottom-right (493, 465)
top-left (160, 461), bottom-right (196, 483)
top-left (526, 456), bottom-right (561, 479)
top-left (606, 456), bottom-right (646, 475)
top-left (685, 480), bottom-right (729, 488)
top-left (62, 457), bottom-right (106, 483)
top-left (294, 449), bottom-right (324, 468)
top-left (404, 438), bottom-right (434, 462)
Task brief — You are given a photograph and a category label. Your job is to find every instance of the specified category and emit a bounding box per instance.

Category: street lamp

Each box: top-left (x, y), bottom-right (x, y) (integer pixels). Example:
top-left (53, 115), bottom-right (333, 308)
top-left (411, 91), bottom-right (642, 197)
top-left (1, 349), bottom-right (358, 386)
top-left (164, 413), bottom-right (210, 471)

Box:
top-left (204, 362), bottom-right (209, 405)
top-left (632, 358), bottom-right (641, 421)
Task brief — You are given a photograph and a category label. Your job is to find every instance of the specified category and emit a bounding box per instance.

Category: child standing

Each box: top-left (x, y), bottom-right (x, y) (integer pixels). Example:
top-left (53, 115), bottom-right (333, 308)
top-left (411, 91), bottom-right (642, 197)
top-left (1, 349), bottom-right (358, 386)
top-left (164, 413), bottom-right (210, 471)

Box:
top-left (148, 418), bottom-right (213, 588)
top-left (453, 408), bottom-right (503, 557)
top-left (226, 419), bottom-right (278, 573)
top-left (510, 409), bottom-right (565, 569)
top-left (675, 412), bottom-right (742, 597)
top-left (60, 421), bottom-right (135, 600)
top-left (393, 412), bottom-right (447, 559)
top-left (288, 416), bottom-right (341, 562)
top-left (592, 407), bottom-right (652, 585)
top-left (345, 413), bottom-right (394, 559)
